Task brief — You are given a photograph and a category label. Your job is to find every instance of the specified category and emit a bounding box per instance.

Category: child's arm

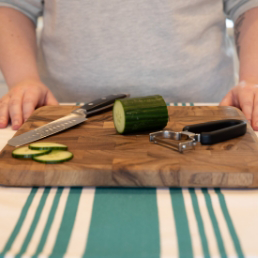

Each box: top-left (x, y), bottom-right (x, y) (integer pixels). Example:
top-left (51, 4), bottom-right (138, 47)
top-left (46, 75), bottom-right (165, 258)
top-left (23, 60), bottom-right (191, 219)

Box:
top-left (220, 7), bottom-right (258, 130)
top-left (0, 7), bottom-right (58, 130)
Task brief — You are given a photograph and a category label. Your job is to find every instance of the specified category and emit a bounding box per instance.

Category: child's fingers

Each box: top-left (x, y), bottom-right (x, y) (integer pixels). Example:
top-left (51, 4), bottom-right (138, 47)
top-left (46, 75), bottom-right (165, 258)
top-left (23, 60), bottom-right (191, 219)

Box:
top-left (0, 95), bottom-right (10, 128)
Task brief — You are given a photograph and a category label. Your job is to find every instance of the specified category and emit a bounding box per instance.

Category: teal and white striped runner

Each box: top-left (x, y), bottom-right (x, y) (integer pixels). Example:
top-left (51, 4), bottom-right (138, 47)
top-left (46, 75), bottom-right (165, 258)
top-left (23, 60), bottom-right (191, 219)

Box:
top-left (0, 103), bottom-right (256, 257)
top-left (0, 187), bottom-right (255, 257)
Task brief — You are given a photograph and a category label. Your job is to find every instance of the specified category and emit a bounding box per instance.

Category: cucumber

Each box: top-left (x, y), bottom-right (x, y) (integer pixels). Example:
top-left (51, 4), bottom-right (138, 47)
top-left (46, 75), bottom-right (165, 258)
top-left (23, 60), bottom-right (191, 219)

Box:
top-left (32, 150), bottom-right (73, 164)
top-left (12, 146), bottom-right (51, 159)
top-left (29, 142), bottom-right (68, 150)
top-left (113, 95), bottom-right (168, 134)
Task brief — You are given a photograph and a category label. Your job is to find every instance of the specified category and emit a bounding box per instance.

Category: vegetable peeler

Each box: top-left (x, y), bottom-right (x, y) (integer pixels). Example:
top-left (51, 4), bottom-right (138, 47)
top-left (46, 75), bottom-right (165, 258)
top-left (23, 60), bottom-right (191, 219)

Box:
top-left (149, 119), bottom-right (247, 153)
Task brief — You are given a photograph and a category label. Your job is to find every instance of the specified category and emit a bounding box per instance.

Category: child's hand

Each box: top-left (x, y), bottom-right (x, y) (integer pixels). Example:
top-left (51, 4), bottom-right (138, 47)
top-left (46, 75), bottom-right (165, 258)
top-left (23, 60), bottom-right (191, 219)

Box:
top-left (0, 79), bottom-right (59, 130)
top-left (220, 81), bottom-right (258, 130)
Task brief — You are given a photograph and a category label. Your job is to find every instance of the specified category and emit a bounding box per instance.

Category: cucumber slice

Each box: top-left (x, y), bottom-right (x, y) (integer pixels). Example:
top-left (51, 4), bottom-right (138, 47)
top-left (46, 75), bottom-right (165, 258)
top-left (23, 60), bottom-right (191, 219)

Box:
top-left (113, 95), bottom-right (168, 134)
top-left (32, 150), bottom-right (73, 164)
top-left (12, 146), bottom-right (51, 159)
top-left (29, 142), bottom-right (68, 150)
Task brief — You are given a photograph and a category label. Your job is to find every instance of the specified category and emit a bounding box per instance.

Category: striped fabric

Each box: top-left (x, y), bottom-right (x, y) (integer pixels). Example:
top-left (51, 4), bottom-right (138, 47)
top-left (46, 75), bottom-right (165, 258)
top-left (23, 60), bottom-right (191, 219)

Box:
top-left (0, 103), bottom-right (257, 258)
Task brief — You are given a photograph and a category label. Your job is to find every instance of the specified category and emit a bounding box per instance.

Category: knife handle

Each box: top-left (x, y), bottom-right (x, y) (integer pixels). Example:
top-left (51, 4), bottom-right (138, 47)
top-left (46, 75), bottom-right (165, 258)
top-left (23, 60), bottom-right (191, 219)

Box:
top-left (73, 93), bottom-right (129, 116)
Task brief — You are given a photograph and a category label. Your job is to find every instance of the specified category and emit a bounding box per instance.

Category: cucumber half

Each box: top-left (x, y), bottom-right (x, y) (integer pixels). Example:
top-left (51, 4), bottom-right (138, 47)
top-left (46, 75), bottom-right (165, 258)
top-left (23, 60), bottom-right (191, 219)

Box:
top-left (29, 142), bottom-right (68, 150)
top-left (32, 150), bottom-right (73, 164)
top-left (12, 146), bottom-right (51, 159)
top-left (113, 95), bottom-right (168, 134)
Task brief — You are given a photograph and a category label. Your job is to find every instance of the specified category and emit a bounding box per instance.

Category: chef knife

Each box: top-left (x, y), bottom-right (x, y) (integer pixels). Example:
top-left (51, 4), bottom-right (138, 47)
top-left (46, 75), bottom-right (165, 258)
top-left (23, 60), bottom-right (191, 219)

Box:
top-left (8, 93), bottom-right (129, 147)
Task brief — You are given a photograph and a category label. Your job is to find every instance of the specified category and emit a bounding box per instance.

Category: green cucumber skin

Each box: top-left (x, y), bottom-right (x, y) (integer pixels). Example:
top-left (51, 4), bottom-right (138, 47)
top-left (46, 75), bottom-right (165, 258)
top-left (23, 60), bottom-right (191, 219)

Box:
top-left (114, 95), bottom-right (168, 134)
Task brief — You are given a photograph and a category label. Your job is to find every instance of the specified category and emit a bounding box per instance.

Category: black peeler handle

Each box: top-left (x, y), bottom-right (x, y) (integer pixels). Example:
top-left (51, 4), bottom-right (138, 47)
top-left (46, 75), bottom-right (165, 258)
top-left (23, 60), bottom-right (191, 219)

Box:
top-left (182, 119), bottom-right (247, 145)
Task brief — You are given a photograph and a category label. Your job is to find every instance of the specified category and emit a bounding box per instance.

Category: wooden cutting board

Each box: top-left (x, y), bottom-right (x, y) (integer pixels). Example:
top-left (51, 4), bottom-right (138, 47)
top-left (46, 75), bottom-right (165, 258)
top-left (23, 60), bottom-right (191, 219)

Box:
top-left (1, 105), bottom-right (258, 188)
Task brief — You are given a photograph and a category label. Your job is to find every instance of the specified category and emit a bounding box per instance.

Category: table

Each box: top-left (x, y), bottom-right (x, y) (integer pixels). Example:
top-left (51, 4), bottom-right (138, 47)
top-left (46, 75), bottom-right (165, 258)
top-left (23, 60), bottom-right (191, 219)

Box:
top-left (0, 103), bottom-right (257, 258)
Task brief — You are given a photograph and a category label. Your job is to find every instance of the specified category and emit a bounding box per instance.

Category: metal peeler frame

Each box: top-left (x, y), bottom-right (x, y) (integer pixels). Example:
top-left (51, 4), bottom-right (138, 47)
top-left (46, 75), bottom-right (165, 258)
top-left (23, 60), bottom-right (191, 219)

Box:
top-left (149, 130), bottom-right (199, 153)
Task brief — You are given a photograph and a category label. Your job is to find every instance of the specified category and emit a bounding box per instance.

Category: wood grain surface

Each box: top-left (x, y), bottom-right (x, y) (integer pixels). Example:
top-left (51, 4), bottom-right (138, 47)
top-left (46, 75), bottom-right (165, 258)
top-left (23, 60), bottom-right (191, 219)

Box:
top-left (1, 105), bottom-right (258, 188)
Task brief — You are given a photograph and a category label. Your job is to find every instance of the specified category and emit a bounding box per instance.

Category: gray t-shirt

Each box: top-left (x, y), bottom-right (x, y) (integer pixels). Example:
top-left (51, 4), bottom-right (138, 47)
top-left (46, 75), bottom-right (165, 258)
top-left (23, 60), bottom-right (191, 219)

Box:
top-left (1, 0), bottom-right (258, 102)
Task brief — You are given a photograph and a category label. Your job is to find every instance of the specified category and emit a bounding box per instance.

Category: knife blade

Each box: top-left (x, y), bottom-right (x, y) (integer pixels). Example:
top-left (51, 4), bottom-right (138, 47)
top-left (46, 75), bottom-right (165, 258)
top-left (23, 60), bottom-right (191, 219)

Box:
top-left (8, 93), bottom-right (129, 147)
